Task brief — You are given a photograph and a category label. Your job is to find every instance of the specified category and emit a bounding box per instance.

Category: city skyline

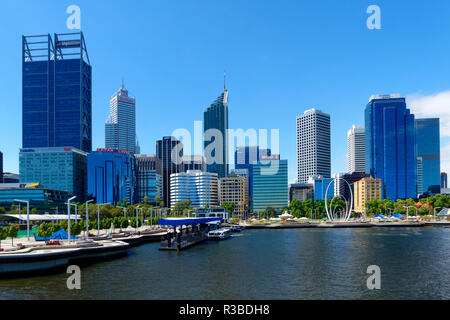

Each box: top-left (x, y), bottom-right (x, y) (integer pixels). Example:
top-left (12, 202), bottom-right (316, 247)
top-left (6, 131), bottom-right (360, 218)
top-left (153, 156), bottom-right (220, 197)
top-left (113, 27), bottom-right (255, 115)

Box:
top-left (1, 1), bottom-right (450, 184)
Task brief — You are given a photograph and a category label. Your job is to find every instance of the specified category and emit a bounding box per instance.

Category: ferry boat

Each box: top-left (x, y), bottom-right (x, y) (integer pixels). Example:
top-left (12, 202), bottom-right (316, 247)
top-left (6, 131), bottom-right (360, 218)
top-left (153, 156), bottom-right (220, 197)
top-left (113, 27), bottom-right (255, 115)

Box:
top-left (207, 228), bottom-right (232, 241)
top-left (230, 226), bottom-right (245, 232)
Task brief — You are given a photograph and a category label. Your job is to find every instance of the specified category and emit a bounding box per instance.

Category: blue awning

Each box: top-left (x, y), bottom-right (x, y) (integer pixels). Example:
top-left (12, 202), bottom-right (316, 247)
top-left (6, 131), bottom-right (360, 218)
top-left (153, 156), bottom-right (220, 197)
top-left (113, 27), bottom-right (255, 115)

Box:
top-left (158, 217), bottom-right (222, 227)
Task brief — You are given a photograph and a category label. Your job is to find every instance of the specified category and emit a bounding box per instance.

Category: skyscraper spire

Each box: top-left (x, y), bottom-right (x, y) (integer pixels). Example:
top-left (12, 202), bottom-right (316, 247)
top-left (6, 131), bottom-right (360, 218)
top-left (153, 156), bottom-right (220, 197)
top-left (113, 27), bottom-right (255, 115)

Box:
top-left (224, 71), bottom-right (227, 91)
top-left (121, 77), bottom-right (125, 89)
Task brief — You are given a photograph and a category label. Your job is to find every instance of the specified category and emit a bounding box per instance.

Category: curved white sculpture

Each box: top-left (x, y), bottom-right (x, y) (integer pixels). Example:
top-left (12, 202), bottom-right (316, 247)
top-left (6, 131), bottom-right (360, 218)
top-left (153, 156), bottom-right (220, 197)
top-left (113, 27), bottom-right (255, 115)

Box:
top-left (324, 177), bottom-right (354, 222)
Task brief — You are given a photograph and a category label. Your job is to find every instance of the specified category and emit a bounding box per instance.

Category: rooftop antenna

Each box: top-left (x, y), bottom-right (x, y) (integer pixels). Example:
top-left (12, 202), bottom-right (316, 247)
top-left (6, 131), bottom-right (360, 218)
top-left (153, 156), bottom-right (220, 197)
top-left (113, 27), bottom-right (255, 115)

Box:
top-left (224, 71), bottom-right (227, 91)
top-left (121, 77), bottom-right (125, 89)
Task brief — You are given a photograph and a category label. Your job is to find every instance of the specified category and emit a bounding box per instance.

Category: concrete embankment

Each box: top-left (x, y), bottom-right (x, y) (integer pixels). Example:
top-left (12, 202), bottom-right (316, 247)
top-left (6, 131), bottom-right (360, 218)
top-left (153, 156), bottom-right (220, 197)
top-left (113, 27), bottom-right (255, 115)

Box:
top-left (0, 240), bottom-right (129, 277)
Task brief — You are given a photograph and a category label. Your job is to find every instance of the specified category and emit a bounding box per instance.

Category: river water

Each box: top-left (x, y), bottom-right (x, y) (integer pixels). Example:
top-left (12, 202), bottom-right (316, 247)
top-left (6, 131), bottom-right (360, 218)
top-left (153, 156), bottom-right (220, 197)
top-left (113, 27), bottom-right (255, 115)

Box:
top-left (1, 227), bottom-right (449, 300)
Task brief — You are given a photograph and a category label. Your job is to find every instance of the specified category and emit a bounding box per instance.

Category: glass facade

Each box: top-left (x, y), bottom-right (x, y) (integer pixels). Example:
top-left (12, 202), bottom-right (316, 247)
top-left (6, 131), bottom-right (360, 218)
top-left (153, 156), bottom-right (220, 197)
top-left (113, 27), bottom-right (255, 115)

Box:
top-left (204, 90), bottom-right (229, 179)
top-left (170, 170), bottom-right (218, 209)
top-left (87, 149), bottom-right (135, 205)
top-left (19, 147), bottom-right (87, 202)
top-left (415, 118), bottom-right (440, 195)
top-left (156, 137), bottom-right (183, 207)
top-left (136, 155), bottom-right (161, 203)
top-left (365, 95), bottom-right (417, 200)
top-left (22, 33), bottom-right (92, 153)
top-left (252, 159), bottom-right (288, 214)
top-left (235, 147), bottom-right (271, 208)
top-left (442, 172), bottom-right (448, 189)
top-left (309, 176), bottom-right (335, 201)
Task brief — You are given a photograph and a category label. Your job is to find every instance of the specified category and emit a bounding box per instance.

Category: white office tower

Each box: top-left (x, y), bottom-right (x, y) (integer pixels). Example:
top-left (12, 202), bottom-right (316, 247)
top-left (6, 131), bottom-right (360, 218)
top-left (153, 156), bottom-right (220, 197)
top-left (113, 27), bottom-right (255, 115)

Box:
top-left (170, 170), bottom-right (218, 209)
top-left (297, 108), bottom-right (331, 183)
top-left (105, 82), bottom-right (137, 153)
top-left (347, 125), bottom-right (365, 173)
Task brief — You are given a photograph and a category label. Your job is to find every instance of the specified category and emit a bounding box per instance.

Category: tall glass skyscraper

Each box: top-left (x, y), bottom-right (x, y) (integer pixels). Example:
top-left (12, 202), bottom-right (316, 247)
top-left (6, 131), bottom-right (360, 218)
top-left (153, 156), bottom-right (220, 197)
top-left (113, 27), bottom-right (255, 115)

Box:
top-left (204, 87), bottom-right (229, 179)
top-left (252, 159), bottom-right (288, 214)
top-left (156, 137), bottom-right (183, 207)
top-left (415, 118), bottom-right (440, 195)
top-left (105, 82), bottom-right (138, 154)
top-left (22, 33), bottom-right (92, 152)
top-left (365, 94), bottom-right (417, 200)
top-left (235, 146), bottom-right (271, 208)
top-left (441, 172), bottom-right (448, 189)
top-left (347, 125), bottom-right (366, 173)
top-left (297, 108), bottom-right (331, 183)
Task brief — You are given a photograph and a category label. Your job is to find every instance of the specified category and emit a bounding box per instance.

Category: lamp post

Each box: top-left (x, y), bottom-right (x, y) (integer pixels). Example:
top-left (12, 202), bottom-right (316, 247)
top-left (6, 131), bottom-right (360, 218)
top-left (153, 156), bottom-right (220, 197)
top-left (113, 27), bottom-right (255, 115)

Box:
top-left (135, 206), bottom-right (141, 233)
top-left (71, 203), bottom-right (78, 222)
top-left (151, 207), bottom-right (160, 227)
top-left (67, 196), bottom-right (77, 244)
top-left (434, 207), bottom-right (442, 222)
top-left (14, 199), bottom-right (30, 241)
top-left (85, 199), bottom-right (94, 240)
top-left (97, 203), bottom-right (111, 237)
top-left (117, 206), bottom-right (127, 218)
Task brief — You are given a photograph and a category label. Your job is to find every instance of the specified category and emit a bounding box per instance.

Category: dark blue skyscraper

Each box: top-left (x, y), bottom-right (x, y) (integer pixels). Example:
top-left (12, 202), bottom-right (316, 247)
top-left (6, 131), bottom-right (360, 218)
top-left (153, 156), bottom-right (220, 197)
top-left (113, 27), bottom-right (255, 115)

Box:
top-left (22, 32), bottom-right (92, 152)
top-left (415, 118), bottom-right (440, 195)
top-left (87, 149), bottom-right (135, 205)
top-left (204, 86), bottom-right (229, 179)
top-left (365, 94), bottom-right (417, 200)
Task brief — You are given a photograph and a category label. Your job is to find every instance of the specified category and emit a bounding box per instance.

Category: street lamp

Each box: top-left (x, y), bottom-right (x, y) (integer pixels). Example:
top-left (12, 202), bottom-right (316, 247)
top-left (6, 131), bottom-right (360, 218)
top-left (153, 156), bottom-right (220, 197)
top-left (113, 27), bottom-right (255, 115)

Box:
top-left (117, 206), bottom-right (127, 218)
top-left (71, 203), bottom-right (78, 222)
top-left (151, 207), bottom-right (160, 227)
top-left (135, 206), bottom-right (141, 233)
top-left (434, 207), bottom-right (443, 222)
top-left (97, 203), bottom-right (111, 237)
top-left (67, 196), bottom-right (77, 244)
top-left (14, 199), bottom-right (30, 241)
top-left (85, 199), bottom-right (94, 240)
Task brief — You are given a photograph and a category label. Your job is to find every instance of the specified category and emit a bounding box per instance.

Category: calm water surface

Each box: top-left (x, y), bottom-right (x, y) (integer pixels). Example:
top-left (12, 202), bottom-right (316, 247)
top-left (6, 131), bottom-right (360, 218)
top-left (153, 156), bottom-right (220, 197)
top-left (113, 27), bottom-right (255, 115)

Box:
top-left (1, 227), bottom-right (449, 300)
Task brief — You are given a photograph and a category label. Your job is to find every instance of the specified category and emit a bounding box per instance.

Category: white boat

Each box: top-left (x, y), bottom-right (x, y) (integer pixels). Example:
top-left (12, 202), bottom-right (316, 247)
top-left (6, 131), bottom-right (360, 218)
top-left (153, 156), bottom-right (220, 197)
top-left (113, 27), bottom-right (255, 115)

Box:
top-left (207, 228), bottom-right (231, 241)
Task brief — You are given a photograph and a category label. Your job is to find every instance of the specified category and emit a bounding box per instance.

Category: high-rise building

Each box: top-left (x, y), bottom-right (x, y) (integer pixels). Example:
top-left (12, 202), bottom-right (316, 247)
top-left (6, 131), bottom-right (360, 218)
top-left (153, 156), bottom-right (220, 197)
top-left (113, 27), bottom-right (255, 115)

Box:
top-left (308, 175), bottom-right (334, 201)
top-left (105, 82), bottom-right (138, 154)
top-left (204, 85), bottom-right (229, 179)
top-left (365, 94), bottom-right (417, 200)
top-left (170, 170), bottom-right (218, 209)
top-left (441, 172), bottom-right (448, 189)
top-left (22, 32), bottom-right (92, 152)
top-left (235, 147), bottom-right (271, 208)
top-left (87, 149), bottom-right (135, 205)
top-left (333, 172), bottom-right (368, 207)
top-left (415, 118), bottom-right (441, 196)
top-left (252, 159), bottom-right (288, 214)
top-left (19, 147), bottom-right (87, 202)
top-left (230, 168), bottom-right (250, 206)
top-left (354, 177), bottom-right (382, 213)
top-left (0, 151), bottom-right (3, 183)
top-left (297, 108), bottom-right (331, 183)
top-left (182, 155), bottom-right (206, 172)
top-left (156, 137), bottom-right (183, 207)
top-left (347, 125), bottom-right (366, 173)
top-left (219, 175), bottom-right (247, 219)
top-left (135, 154), bottom-right (161, 204)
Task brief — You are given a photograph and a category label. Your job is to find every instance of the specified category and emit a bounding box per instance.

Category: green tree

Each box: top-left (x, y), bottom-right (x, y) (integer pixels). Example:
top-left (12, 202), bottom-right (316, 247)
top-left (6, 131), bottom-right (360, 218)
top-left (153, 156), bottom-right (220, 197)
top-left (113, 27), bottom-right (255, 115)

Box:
top-left (31, 208), bottom-right (38, 215)
top-left (37, 223), bottom-right (54, 238)
top-left (0, 207), bottom-right (6, 215)
top-left (130, 217), bottom-right (142, 228)
top-left (7, 225), bottom-right (19, 246)
top-left (221, 202), bottom-right (235, 217)
top-left (0, 227), bottom-right (8, 249)
top-left (143, 196), bottom-right (149, 204)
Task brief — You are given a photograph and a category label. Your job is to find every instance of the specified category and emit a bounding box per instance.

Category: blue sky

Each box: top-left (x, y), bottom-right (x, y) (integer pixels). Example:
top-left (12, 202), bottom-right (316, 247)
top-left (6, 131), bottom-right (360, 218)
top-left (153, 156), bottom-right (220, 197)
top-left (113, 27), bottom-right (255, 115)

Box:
top-left (1, 0), bottom-right (450, 183)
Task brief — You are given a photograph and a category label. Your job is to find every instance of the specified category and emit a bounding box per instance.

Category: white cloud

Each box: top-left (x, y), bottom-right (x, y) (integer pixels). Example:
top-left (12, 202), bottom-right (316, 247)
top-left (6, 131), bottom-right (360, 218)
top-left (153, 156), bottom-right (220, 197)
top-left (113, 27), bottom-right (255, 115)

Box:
top-left (407, 91), bottom-right (450, 137)
top-left (407, 91), bottom-right (450, 174)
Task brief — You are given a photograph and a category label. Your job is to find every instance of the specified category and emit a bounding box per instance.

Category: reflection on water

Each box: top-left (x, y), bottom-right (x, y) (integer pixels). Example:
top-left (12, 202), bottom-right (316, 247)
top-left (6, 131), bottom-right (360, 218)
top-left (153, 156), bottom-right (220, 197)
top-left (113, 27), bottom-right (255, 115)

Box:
top-left (1, 227), bottom-right (449, 300)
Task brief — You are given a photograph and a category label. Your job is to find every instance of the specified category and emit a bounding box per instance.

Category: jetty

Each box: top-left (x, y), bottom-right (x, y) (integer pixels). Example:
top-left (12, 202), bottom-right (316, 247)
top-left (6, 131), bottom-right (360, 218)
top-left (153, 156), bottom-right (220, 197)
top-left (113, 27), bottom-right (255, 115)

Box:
top-left (157, 217), bottom-right (222, 251)
top-left (0, 240), bottom-right (129, 277)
